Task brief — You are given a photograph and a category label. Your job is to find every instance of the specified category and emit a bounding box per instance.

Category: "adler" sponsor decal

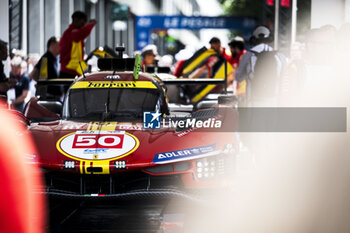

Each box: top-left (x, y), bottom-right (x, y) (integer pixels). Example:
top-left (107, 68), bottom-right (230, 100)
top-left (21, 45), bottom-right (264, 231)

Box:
top-left (153, 144), bottom-right (217, 164)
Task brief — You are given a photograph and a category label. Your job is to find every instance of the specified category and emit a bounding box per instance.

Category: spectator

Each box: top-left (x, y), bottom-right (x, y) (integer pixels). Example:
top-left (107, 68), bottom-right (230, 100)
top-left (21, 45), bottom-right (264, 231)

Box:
top-left (26, 53), bottom-right (40, 74)
top-left (30, 37), bottom-right (62, 98)
top-left (26, 54), bottom-right (40, 100)
top-left (235, 26), bottom-right (286, 106)
top-left (0, 40), bottom-right (10, 97)
top-left (228, 36), bottom-right (246, 67)
top-left (30, 36), bottom-right (60, 81)
top-left (159, 54), bottom-right (173, 68)
top-left (228, 36), bottom-right (247, 92)
top-left (173, 59), bottom-right (185, 77)
top-left (0, 40), bottom-right (8, 82)
top-left (60, 11), bottom-right (97, 78)
top-left (141, 44), bottom-right (158, 68)
top-left (9, 56), bottom-right (29, 112)
top-left (294, 27), bottom-right (336, 105)
top-left (189, 37), bottom-right (230, 78)
top-left (209, 37), bottom-right (231, 61)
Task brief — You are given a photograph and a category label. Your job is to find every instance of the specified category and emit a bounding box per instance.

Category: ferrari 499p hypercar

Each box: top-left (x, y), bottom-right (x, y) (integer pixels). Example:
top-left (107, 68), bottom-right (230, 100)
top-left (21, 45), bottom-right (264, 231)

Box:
top-left (23, 56), bottom-right (238, 199)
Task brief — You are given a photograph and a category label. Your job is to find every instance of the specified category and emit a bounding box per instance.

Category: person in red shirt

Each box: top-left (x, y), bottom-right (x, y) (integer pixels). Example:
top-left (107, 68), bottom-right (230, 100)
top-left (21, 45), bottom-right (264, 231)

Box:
top-left (173, 59), bottom-right (185, 77)
top-left (228, 36), bottom-right (247, 94)
top-left (228, 36), bottom-right (246, 68)
top-left (59, 11), bottom-right (97, 78)
top-left (189, 37), bottom-right (230, 78)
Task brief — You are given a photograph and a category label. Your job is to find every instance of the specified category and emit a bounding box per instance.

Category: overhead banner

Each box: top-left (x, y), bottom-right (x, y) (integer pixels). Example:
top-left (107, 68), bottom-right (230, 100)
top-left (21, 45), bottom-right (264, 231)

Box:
top-left (135, 15), bottom-right (257, 50)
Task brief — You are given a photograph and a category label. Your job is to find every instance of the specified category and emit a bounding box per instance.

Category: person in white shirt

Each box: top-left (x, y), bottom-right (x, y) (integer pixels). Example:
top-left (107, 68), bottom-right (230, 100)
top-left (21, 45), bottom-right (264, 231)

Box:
top-left (236, 26), bottom-right (286, 106)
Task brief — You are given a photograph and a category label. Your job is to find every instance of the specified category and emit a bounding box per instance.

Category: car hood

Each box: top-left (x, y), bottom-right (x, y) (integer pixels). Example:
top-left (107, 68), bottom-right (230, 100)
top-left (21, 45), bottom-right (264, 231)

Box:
top-left (29, 113), bottom-right (236, 174)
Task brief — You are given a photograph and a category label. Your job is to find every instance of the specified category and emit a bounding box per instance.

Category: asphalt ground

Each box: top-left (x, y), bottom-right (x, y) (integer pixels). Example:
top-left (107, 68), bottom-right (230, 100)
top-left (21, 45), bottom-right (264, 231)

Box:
top-left (46, 199), bottom-right (197, 233)
top-left (47, 199), bottom-right (170, 233)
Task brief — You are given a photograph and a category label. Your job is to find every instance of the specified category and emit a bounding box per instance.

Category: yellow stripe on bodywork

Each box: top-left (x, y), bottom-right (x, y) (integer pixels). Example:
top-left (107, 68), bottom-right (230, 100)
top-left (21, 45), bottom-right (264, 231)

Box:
top-left (100, 122), bottom-right (119, 131)
top-left (83, 122), bottom-right (118, 174)
top-left (182, 49), bottom-right (217, 75)
top-left (80, 161), bottom-right (84, 174)
top-left (87, 122), bottom-right (100, 131)
top-left (191, 62), bottom-right (233, 103)
top-left (87, 122), bottom-right (118, 131)
top-left (84, 160), bottom-right (110, 174)
top-left (71, 81), bottom-right (157, 89)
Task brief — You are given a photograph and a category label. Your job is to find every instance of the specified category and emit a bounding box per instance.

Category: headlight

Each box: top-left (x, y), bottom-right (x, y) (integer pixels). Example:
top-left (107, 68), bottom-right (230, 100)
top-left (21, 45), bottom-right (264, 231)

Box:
top-left (196, 151), bottom-right (233, 180)
top-left (63, 160), bottom-right (75, 169)
top-left (115, 160), bottom-right (126, 169)
top-left (196, 157), bottom-right (220, 179)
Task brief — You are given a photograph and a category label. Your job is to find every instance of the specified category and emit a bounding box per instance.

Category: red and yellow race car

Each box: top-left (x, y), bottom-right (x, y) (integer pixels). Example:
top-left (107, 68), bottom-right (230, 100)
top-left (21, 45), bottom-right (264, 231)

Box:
top-left (23, 56), bottom-right (238, 199)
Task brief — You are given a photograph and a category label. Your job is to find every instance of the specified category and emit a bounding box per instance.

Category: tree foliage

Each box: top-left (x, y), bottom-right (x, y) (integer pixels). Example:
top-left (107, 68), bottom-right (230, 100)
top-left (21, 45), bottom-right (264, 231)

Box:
top-left (221, 0), bottom-right (311, 22)
top-left (222, 0), bottom-right (264, 20)
top-left (220, 0), bottom-right (311, 37)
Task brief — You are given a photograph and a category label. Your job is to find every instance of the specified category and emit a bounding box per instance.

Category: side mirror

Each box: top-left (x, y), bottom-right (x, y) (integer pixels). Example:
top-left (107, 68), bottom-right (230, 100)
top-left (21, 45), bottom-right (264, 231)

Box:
top-left (24, 98), bottom-right (62, 122)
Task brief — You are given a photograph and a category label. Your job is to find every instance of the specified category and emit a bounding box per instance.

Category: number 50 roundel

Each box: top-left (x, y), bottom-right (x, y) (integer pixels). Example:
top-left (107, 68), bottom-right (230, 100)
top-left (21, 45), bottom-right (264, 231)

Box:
top-left (57, 131), bottom-right (139, 161)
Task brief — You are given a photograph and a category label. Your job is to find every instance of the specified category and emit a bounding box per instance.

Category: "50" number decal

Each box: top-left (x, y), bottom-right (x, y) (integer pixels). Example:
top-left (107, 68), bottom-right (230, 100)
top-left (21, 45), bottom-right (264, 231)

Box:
top-left (72, 134), bottom-right (124, 149)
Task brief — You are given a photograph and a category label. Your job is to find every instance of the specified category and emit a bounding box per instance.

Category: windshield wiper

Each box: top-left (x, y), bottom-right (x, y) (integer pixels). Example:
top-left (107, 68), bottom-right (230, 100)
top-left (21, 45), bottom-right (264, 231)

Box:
top-left (105, 86), bottom-right (111, 116)
top-left (104, 69), bottom-right (118, 117)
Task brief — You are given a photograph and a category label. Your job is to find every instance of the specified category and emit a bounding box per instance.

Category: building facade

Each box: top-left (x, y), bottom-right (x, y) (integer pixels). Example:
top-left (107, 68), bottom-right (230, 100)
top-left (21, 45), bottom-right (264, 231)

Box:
top-left (8, 0), bottom-right (217, 57)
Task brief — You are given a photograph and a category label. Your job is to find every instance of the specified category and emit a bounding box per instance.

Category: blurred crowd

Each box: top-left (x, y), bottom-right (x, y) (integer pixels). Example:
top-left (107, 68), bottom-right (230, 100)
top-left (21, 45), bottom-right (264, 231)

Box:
top-left (140, 22), bottom-right (350, 108)
top-left (1, 17), bottom-right (349, 113)
top-left (0, 11), bottom-right (97, 112)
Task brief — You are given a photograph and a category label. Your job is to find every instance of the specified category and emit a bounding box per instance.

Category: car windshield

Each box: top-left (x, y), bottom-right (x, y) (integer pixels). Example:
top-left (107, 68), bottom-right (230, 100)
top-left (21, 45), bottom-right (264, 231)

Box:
top-left (65, 88), bottom-right (160, 121)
